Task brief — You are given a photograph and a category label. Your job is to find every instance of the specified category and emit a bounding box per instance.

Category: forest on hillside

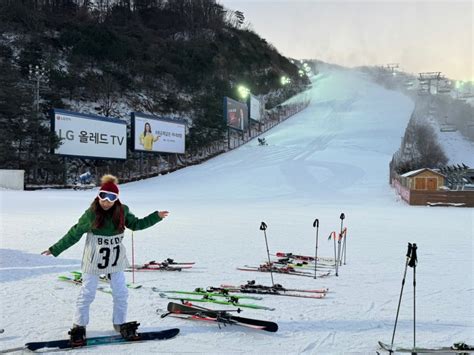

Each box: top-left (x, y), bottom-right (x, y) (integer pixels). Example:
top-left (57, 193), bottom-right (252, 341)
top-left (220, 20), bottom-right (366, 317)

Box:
top-left (0, 0), bottom-right (310, 185)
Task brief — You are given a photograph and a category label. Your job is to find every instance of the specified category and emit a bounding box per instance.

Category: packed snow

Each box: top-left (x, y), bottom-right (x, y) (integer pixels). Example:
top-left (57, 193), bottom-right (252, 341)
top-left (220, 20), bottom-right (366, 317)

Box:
top-left (0, 68), bottom-right (473, 353)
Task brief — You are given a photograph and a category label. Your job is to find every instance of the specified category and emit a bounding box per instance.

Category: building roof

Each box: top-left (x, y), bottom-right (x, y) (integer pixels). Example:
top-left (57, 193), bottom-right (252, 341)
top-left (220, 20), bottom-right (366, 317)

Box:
top-left (401, 168), bottom-right (446, 178)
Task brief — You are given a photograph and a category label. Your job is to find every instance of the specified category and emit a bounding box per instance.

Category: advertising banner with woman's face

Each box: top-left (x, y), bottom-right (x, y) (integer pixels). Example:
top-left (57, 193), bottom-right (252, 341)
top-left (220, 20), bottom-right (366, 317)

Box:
top-left (224, 97), bottom-right (248, 131)
top-left (132, 112), bottom-right (186, 154)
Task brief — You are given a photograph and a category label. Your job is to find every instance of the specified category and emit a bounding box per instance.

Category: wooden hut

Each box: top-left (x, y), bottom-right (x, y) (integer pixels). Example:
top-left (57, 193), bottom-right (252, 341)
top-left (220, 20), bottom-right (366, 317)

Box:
top-left (401, 168), bottom-right (445, 191)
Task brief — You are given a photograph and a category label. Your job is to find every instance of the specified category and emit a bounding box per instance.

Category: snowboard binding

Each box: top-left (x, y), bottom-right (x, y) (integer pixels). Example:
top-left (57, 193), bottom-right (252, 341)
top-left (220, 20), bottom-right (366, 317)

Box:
top-left (119, 321), bottom-right (141, 341)
top-left (68, 325), bottom-right (86, 347)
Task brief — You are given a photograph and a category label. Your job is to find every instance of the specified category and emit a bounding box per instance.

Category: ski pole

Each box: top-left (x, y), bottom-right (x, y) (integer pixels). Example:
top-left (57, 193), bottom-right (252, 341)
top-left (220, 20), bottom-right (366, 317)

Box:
top-left (342, 227), bottom-right (347, 265)
top-left (328, 231), bottom-right (338, 276)
top-left (390, 243), bottom-right (413, 352)
top-left (260, 222), bottom-right (274, 287)
top-left (313, 218), bottom-right (319, 279)
top-left (408, 243), bottom-right (418, 352)
top-left (338, 213), bottom-right (345, 266)
top-left (131, 231), bottom-right (135, 284)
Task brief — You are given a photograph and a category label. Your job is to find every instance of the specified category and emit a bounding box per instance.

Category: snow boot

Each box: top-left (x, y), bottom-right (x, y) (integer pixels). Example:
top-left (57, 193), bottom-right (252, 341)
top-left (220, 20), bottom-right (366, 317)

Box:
top-left (68, 325), bottom-right (86, 347)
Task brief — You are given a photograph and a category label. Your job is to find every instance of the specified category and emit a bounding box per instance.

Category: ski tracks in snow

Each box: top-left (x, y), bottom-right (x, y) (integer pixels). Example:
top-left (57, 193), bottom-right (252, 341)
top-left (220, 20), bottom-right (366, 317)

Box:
top-left (301, 330), bottom-right (336, 354)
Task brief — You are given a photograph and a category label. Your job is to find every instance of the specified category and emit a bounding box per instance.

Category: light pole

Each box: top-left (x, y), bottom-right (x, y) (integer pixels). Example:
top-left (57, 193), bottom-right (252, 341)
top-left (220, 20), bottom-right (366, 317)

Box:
top-left (237, 85), bottom-right (251, 137)
top-left (28, 64), bottom-right (49, 117)
top-left (28, 64), bottom-right (49, 183)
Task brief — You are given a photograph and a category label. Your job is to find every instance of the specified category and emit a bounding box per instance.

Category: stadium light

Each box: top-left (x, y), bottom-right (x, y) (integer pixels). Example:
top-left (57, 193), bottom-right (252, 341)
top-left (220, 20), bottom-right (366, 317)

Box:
top-left (238, 85), bottom-right (250, 99)
top-left (281, 76), bottom-right (291, 85)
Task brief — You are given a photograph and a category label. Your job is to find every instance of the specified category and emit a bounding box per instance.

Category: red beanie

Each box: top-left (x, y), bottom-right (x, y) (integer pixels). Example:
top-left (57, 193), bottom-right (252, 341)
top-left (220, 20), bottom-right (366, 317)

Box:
top-left (100, 175), bottom-right (119, 194)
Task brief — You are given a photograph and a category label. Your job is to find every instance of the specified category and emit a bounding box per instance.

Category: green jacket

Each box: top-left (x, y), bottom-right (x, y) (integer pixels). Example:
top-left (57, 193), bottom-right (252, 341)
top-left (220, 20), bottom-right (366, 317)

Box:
top-left (49, 205), bottom-right (161, 257)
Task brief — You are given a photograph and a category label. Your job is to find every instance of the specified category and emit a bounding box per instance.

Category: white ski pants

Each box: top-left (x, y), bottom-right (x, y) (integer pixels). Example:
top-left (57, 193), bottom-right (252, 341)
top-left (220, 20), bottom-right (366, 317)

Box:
top-left (73, 272), bottom-right (128, 327)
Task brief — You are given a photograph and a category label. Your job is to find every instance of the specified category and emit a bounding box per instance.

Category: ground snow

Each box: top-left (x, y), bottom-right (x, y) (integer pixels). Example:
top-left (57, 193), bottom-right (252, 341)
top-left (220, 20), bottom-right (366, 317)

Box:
top-left (0, 69), bottom-right (472, 354)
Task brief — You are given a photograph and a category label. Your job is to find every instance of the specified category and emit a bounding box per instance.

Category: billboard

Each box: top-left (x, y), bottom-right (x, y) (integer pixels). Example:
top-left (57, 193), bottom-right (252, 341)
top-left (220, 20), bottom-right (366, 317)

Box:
top-left (132, 112), bottom-right (186, 154)
top-left (250, 94), bottom-right (263, 122)
top-left (52, 109), bottom-right (127, 160)
top-left (224, 97), bottom-right (248, 131)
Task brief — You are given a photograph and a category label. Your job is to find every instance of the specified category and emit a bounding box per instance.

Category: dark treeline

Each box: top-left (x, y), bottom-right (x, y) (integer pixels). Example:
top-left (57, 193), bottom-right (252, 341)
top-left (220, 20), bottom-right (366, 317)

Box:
top-left (0, 0), bottom-right (309, 185)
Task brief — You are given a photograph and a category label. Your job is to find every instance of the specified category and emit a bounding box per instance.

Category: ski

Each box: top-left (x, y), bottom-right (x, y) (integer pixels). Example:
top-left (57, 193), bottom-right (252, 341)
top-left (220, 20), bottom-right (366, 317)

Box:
top-left (168, 313), bottom-right (269, 331)
top-left (272, 259), bottom-right (334, 269)
top-left (147, 259), bottom-right (195, 266)
top-left (207, 286), bottom-right (326, 299)
top-left (162, 302), bottom-right (278, 332)
top-left (275, 252), bottom-right (336, 262)
top-left (125, 264), bottom-right (190, 272)
top-left (0, 328), bottom-right (179, 353)
top-left (70, 271), bottom-right (141, 289)
top-left (58, 275), bottom-right (113, 294)
top-left (221, 281), bottom-right (328, 294)
top-left (126, 260), bottom-right (194, 271)
top-left (238, 264), bottom-right (331, 278)
top-left (157, 292), bottom-right (275, 311)
top-left (151, 287), bottom-right (264, 300)
top-left (378, 341), bottom-right (474, 353)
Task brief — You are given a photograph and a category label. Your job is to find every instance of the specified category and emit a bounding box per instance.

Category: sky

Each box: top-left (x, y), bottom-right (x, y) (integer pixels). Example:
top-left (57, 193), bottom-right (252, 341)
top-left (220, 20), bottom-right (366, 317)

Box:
top-left (220, 0), bottom-right (473, 81)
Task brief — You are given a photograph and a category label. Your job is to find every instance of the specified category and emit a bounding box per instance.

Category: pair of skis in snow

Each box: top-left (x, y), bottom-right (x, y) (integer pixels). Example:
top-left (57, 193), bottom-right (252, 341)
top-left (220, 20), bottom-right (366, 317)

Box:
top-left (58, 271), bottom-right (141, 294)
top-left (214, 282), bottom-right (328, 299)
top-left (155, 280), bottom-right (328, 307)
top-left (274, 252), bottom-right (336, 263)
top-left (155, 288), bottom-right (275, 311)
top-left (161, 302), bottom-right (278, 332)
top-left (378, 341), bottom-right (473, 353)
top-left (237, 262), bottom-right (331, 278)
top-left (126, 259), bottom-right (195, 272)
top-left (271, 256), bottom-right (335, 268)
top-left (223, 280), bottom-right (328, 293)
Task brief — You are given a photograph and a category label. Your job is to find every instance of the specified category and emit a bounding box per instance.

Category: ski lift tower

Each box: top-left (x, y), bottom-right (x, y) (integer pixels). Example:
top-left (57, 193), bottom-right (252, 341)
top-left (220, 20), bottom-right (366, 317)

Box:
top-left (418, 72), bottom-right (441, 95)
top-left (385, 63), bottom-right (400, 77)
top-left (437, 75), bottom-right (453, 94)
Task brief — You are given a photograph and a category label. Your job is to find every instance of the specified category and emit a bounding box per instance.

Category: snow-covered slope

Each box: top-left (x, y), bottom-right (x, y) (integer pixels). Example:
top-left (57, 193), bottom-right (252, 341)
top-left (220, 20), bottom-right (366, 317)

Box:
top-left (1, 68), bottom-right (472, 353)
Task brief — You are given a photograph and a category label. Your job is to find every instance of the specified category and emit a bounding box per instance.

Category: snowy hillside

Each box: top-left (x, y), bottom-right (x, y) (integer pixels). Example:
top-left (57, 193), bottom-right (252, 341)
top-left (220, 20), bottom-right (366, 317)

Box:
top-left (1, 68), bottom-right (473, 353)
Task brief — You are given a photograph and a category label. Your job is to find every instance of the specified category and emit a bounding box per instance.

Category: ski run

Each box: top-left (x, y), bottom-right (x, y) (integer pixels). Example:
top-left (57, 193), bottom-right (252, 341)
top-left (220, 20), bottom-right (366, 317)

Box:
top-left (1, 69), bottom-right (473, 353)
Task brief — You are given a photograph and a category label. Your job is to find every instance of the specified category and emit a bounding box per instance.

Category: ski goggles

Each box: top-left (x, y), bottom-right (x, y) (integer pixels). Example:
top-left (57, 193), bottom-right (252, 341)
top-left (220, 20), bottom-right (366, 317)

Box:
top-left (98, 191), bottom-right (119, 202)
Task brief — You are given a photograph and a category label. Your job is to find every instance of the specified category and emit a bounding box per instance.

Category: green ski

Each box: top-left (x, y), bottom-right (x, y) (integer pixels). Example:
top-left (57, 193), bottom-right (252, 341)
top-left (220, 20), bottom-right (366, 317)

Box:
top-left (70, 271), bottom-right (142, 289)
top-left (58, 275), bottom-right (112, 294)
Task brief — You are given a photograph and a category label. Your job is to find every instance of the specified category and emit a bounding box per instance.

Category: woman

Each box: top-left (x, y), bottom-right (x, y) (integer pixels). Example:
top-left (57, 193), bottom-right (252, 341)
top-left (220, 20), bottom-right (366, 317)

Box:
top-left (139, 122), bottom-right (159, 151)
top-left (42, 174), bottom-right (169, 346)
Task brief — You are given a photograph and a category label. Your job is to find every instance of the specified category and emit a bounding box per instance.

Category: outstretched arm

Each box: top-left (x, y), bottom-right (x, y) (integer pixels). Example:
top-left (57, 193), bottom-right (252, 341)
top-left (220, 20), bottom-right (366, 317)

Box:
top-left (42, 209), bottom-right (93, 257)
top-left (125, 206), bottom-right (169, 231)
